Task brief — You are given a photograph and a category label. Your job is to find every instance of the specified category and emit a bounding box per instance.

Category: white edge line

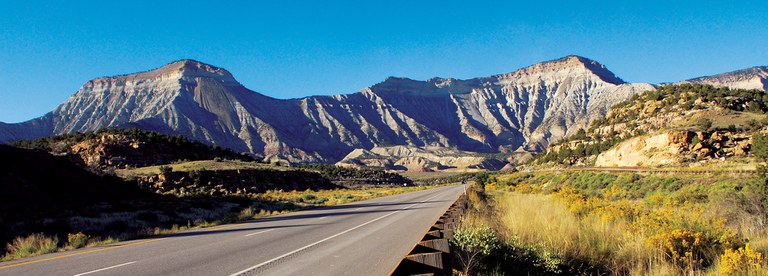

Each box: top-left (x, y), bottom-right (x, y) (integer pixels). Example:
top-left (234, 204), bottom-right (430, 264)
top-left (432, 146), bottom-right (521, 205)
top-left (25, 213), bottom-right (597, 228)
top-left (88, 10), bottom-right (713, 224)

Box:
top-left (230, 191), bottom-right (446, 276)
top-left (73, 261), bottom-right (136, 276)
top-left (245, 229), bottom-right (275, 237)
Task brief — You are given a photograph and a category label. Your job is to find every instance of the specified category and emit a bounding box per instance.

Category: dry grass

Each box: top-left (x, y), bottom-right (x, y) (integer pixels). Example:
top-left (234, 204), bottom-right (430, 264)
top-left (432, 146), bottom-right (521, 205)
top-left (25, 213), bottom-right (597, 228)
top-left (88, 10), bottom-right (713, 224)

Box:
top-left (671, 109), bottom-right (765, 131)
top-left (491, 192), bottom-right (702, 274)
top-left (1, 233), bottom-right (59, 261)
top-left (255, 185), bottom-right (433, 207)
top-left (497, 194), bottom-right (637, 273)
top-left (484, 171), bottom-right (768, 275)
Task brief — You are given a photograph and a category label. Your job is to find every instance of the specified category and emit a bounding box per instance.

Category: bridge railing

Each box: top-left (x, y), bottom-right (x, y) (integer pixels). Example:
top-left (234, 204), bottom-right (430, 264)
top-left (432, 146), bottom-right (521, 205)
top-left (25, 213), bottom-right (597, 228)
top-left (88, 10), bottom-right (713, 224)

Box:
top-left (390, 192), bottom-right (468, 276)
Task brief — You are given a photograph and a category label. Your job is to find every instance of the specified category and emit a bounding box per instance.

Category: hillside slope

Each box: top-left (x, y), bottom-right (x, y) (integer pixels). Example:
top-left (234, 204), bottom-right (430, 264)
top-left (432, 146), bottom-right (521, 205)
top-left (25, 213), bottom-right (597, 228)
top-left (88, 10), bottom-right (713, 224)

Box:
top-left (534, 83), bottom-right (767, 167)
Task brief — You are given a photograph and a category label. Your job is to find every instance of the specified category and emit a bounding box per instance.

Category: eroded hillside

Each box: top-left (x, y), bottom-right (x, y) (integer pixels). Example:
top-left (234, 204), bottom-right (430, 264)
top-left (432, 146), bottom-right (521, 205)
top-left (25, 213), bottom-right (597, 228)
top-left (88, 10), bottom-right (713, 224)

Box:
top-left (534, 84), bottom-right (768, 168)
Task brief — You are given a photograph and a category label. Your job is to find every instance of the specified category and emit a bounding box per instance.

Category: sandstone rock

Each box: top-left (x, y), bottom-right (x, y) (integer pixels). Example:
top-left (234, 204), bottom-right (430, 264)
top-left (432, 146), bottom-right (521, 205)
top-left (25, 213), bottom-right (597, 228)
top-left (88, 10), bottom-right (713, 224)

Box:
top-left (669, 130), bottom-right (695, 145)
top-left (692, 143), bottom-right (703, 151)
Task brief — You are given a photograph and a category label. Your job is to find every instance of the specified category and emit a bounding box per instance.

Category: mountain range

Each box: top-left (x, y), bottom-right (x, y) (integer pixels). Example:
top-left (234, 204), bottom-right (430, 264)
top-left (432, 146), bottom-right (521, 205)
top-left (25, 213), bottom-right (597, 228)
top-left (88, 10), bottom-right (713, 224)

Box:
top-left (1, 56), bottom-right (765, 163)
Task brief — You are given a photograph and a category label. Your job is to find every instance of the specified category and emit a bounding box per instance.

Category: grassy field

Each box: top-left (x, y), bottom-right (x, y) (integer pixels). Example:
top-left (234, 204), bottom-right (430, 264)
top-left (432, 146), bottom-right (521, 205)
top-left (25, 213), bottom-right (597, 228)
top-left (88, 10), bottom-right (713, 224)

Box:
top-left (115, 160), bottom-right (284, 178)
top-left (453, 171), bottom-right (768, 275)
top-left (256, 185), bottom-right (432, 206)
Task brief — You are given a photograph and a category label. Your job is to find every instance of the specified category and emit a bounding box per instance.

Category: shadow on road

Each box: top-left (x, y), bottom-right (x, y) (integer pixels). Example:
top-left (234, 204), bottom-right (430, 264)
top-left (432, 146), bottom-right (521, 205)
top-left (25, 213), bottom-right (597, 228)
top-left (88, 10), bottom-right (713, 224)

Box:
top-left (149, 201), bottom-right (446, 239)
top-left (233, 199), bottom-right (449, 225)
top-left (154, 224), bottom-right (319, 239)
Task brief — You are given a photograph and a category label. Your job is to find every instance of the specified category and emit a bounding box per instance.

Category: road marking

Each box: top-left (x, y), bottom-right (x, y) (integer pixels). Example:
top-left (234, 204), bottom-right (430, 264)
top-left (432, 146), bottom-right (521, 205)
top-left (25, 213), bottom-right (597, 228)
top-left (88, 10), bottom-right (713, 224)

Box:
top-left (73, 261), bottom-right (136, 276)
top-left (353, 207), bottom-right (362, 211)
top-left (230, 192), bottom-right (445, 276)
top-left (0, 238), bottom-right (167, 270)
top-left (318, 216), bottom-right (327, 220)
top-left (245, 229), bottom-right (275, 237)
top-left (202, 223), bottom-right (242, 232)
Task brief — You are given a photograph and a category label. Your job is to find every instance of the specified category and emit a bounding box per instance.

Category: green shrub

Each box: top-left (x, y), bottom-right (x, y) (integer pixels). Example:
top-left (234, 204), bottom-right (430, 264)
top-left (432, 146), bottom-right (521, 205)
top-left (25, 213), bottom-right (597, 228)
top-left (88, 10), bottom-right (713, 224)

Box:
top-left (308, 197), bottom-right (328, 204)
top-left (696, 118), bottom-right (713, 131)
top-left (300, 194), bottom-right (316, 201)
top-left (158, 165), bottom-right (173, 174)
top-left (451, 226), bottom-right (501, 275)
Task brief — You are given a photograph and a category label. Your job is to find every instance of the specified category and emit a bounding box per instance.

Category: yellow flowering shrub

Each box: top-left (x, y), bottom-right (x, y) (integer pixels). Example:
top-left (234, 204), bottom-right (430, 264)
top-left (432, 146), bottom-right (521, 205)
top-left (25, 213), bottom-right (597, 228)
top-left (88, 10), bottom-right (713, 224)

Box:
top-left (492, 171), bottom-right (768, 274)
top-left (648, 229), bottom-right (708, 271)
top-left (719, 244), bottom-right (764, 275)
top-left (67, 232), bottom-right (90, 249)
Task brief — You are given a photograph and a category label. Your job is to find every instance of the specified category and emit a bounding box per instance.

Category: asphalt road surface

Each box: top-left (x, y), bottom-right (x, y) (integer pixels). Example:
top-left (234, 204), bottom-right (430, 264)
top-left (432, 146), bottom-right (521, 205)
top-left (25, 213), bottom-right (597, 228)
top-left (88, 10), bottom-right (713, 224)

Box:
top-left (0, 185), bottom-right (464, 275)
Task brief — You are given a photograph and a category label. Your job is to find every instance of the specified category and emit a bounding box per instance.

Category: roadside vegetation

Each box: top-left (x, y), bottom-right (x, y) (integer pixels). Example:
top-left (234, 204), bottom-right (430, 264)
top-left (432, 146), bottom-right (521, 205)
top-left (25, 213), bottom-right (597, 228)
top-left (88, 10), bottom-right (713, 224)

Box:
top-left (452, 169), bottom-right (768, 275)
top-left (448, 84), bottom-right (768, 274)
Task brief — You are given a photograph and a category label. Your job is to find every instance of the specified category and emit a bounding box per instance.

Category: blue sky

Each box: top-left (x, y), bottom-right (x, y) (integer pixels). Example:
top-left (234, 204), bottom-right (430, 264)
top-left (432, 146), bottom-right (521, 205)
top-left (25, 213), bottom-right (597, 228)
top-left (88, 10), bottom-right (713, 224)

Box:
top-left (1, 1), bottom-right (766, 123)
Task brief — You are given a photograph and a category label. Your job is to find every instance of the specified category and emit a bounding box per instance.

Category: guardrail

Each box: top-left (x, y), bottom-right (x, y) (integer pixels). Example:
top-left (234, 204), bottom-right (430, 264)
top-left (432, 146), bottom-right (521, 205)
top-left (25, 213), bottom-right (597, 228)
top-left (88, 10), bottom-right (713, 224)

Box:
top-left (390, 192), bottom-right (468, 276)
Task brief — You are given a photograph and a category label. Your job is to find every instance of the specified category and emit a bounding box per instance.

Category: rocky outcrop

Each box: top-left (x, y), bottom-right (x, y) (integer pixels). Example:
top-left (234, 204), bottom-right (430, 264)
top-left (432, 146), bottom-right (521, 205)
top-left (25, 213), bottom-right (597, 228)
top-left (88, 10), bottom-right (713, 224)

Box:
top-left (338, 145), bottom-right (507, 171)
top-left (686, 66), bottom-right (768, 91)
top-left (595, 130), bottom-right (751, 167)
top-left (0, 56), bottom-right (654, 162)
top-left (14, 130), bottom-right (252, 170)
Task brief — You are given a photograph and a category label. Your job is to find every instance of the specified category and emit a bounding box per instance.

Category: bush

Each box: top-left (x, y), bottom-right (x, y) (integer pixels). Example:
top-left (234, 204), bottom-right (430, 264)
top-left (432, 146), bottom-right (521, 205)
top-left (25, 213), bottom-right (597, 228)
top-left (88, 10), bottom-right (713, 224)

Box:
top-left (158, 165), bottom-right (173, 174)
top-left (753, 132), bottom-right (768, 161)
top-left (308, 197), bottom-right (328, 205)
top-left (67, 232), bottom-right (90, 249)
top-left (696, 118), bottom-right (713, 131)
top-left (719, 244), bottom-right (765, 274)
top-left (647, 229), bottom-right (717, 271)
top-left (2, 233), bottom-right (59, 260)
top-left (451, 226), bottom-right (501, 275)
top-left (300, 194), bottom-right (316, 201)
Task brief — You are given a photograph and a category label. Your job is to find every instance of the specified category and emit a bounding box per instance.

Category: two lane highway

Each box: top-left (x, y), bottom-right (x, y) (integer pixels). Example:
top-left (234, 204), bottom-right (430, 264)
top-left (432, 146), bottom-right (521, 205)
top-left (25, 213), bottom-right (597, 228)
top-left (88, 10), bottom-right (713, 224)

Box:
top-left (0, 185), bottom-right (463, 275)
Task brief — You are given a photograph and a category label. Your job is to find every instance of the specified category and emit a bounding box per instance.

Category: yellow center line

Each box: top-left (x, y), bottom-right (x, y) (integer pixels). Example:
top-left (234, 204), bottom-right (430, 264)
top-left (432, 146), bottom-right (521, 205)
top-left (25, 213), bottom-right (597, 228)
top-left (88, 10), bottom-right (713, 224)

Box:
top-left (0, 238), bottom-right (168, 270)
top-left (201, 223), bottom-right (242, 232)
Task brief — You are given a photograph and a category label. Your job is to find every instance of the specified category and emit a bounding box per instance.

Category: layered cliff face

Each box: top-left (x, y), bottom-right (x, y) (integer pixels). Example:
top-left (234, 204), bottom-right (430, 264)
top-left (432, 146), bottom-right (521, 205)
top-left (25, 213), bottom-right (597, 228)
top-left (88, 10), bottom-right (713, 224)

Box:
top-left (0, 56), bottom-right (656, 162)
top-left (686, 66), bottom-right (768, 91)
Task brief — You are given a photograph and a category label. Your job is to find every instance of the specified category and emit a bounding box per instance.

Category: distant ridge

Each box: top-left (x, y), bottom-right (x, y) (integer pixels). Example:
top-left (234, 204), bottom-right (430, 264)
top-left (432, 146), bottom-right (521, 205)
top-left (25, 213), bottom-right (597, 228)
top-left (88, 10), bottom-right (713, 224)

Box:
top-left (686, 66), bottom-right (768, 91)
top-left (5, 56), bottom-right (763, 163)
